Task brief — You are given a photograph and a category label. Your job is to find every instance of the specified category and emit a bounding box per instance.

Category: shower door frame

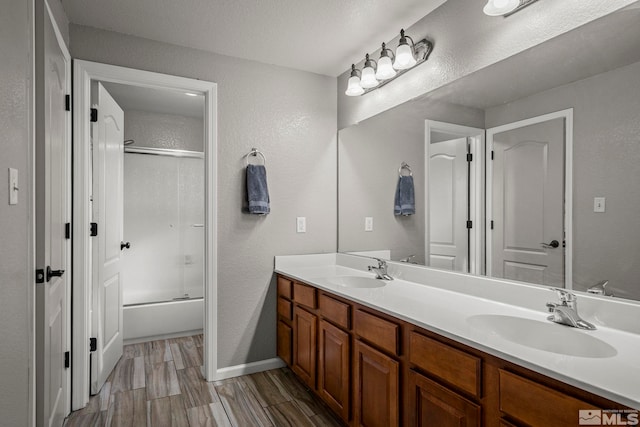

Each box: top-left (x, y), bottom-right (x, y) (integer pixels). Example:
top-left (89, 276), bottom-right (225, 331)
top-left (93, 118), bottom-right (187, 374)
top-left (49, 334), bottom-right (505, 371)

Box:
top-left (72, 60), bottom-right (218, 409)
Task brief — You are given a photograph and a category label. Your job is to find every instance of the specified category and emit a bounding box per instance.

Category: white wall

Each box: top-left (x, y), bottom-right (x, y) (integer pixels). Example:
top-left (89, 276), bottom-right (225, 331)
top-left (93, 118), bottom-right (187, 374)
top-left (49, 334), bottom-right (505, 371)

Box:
top-left (337, 0), bottom-right (637, 129)
top-left (0, 0), bottom-right (34, 425)
top-left (485, 60), bottom-right (640, 300)
top-left (69, 24), bottom-right (338, 368)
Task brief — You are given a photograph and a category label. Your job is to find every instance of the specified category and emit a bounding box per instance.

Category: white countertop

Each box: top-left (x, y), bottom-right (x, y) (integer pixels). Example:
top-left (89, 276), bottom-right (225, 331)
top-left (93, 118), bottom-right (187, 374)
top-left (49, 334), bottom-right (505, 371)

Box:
top-left (275, 254), bottom-right (640, 410)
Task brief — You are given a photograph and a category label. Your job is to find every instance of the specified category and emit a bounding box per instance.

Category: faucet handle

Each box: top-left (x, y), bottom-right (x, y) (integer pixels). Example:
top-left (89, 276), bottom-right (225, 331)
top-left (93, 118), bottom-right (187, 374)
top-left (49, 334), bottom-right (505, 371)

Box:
top-left (550, 287), bottom-right (576, 305)
top-left (373, 257), bottom-right (387, 268)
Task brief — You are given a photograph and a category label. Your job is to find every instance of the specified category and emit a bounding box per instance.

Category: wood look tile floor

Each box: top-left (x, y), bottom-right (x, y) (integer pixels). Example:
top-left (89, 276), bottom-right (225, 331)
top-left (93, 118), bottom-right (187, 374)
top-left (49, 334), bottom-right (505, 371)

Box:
top-left (65, 335), bottom-right (343, 427)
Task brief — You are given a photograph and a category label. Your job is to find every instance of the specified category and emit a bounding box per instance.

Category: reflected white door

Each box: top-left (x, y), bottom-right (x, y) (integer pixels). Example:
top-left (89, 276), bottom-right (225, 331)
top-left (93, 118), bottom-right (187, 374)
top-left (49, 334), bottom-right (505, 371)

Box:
top-left (91, 83), bottom-right (125, 393)
top-left (429, 137), bottom-right (469, 272)
top-left (489, 117), bottom-right (565, 286)
top-left (36, 5), bottom-right (71, 426)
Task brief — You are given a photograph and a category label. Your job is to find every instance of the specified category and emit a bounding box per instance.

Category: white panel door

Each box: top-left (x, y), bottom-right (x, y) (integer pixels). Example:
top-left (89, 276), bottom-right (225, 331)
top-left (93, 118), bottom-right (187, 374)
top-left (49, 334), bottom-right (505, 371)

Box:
top-left (490, 118), bottom-right (565, 286)
top-left (36, 4), bottom-right (71, 426)
top-left (429, 138), bottom-right (468, 272)
top-left (91, 83), bottom-right (125, 394)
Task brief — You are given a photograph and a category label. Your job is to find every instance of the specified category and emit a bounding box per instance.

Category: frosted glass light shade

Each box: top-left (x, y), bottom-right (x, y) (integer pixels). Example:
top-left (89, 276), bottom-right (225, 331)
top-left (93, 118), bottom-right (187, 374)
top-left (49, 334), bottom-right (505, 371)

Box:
top-left (375, 56), bottom-right (397, 80)
top-left (483, 0), bottom-right (520, 16)
top-left (345, 75), bottom-right (364, 96)
top-left (360, 65), bottom-right (379, 88)
top-left (393, 43), bottom-right (417, 70)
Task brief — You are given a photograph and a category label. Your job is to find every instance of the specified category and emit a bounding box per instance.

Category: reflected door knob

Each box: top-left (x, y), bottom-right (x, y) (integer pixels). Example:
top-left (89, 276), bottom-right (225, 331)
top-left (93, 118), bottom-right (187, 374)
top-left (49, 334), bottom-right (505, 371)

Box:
top-left (120, 241), bottom-right (131, 250)
top-left (541, 240), bottom-right (560, 249)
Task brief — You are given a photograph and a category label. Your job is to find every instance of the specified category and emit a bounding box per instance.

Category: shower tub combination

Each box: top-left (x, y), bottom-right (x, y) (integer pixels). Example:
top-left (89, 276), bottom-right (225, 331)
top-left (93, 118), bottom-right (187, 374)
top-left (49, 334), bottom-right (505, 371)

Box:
top-left (122, 147), bottom-right (204, 342)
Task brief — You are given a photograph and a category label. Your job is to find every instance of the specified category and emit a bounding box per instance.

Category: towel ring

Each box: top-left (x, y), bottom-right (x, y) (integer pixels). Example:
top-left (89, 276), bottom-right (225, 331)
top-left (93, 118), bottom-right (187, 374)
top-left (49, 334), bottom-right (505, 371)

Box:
top-left (399, 162), bottom-right (412, 177)
top-left (244, 148), bottom-right (266, 166)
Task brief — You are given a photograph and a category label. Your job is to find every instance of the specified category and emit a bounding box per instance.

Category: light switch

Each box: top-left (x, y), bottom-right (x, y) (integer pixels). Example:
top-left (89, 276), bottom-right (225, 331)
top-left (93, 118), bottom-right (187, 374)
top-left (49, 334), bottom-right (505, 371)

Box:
top-left (594, 197), bottom-right (606, 213)
top-left (9, 168), bottom-right (18, 205)
top-left (296, 217), bottom-right (306, 233)
top-left (365, 217), bottom-right (374, 232)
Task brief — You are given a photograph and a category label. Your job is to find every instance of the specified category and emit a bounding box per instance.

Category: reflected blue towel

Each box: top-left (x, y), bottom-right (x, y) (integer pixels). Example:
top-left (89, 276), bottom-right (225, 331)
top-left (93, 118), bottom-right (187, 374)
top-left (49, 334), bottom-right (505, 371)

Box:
top-left (246, 164), bottom-right (270, 215)
top-left (394, 175), bottom-right (415, 216)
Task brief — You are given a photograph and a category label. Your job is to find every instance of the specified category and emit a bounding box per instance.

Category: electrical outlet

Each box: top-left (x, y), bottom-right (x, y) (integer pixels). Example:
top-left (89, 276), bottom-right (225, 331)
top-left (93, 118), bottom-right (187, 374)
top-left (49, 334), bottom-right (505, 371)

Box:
top-left (594, 197), bottom-right (606, 213)
top-left (365, 217), bottom-right (374, 232)
top-left (296, 217), bottom-right (306, 233)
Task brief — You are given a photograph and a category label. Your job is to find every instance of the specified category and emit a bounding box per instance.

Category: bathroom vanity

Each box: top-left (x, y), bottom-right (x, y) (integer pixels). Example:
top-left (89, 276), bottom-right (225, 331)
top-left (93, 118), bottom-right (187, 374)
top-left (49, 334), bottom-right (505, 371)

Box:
top-left (274, 254), bottom-right (639, 427)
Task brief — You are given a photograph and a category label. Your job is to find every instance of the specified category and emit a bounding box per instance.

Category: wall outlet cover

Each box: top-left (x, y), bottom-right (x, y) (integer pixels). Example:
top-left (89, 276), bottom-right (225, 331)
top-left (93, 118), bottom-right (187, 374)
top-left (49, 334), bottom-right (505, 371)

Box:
top-left (296, 217), bottom-right (306, 233)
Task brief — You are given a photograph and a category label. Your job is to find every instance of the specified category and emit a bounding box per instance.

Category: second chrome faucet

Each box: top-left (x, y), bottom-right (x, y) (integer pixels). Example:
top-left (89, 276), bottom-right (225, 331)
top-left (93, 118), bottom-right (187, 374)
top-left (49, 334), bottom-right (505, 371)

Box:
top-left (546, 288), bottom-right (596, 330)
top-left (368, 258), bottom-right (394, 281)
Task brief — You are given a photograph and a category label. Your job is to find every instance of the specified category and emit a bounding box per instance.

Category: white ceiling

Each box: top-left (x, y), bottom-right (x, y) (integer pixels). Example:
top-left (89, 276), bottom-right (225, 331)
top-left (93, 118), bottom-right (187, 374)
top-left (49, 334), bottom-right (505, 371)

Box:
top-left (101, 82), bottom-right (204, 118)
top-left (61, 0), bottom-right (447, 77)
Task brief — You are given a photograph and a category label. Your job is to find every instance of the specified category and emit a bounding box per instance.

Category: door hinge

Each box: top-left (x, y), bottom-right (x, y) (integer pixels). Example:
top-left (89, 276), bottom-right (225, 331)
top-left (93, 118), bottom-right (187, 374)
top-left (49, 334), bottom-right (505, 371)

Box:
top-left (491, 220), bottom-right (494, 230)
top-left (90, 337), bottom-right (97, 352)
top-left (64, 351), bottom-right (70, 369)
top-left (90, 222), bottom-right (98, 237)
top-left (65, 222), bottom-right (71, 239)
top-left (90, 108), bottom-right (98, 122)
top-left (65, 95), bottom-right (71, 111)
top-left (36, 269), bottom-right (45, 284)
top-left (491, 150), bottom-right (494, 160)
top-left (466, 220), bottom-right (473, 229)
top-left (466, 153), bottom-right (473, 162)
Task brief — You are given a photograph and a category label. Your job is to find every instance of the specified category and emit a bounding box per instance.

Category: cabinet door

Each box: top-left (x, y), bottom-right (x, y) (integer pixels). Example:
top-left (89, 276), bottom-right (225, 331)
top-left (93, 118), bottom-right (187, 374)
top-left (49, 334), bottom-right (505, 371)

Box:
top-left (318, 320), bottom-right (350, 422)
top-left (408, 370), bottom-right (481, 427)
top-left (354, 340), bottom-right (399, 427)
top-left (277, 320), bottom-right (292, 366)
top-left (292, 306), bottom-right (317, 388)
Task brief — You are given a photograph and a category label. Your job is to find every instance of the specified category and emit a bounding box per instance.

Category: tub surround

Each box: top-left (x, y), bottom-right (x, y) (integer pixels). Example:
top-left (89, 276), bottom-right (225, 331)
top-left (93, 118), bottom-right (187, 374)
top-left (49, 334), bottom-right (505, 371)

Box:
top-left (274, 253), bottom-right (640, 410)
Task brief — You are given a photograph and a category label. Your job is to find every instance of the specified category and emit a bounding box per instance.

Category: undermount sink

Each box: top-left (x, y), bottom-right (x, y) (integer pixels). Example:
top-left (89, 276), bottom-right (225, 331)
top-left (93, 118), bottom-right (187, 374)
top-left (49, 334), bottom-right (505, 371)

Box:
top-left (467, 314), bottom-right (617, 358)
top-left (327, 276), bottom-right (388, 289)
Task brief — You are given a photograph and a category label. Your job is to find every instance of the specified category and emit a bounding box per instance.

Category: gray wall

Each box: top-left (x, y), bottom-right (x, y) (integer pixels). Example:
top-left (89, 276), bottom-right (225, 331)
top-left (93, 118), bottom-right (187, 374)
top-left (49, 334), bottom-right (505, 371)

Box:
top-left (337, 0), bottom-right (637, 129)
top-left (0, 0), bottom-right (34, 425)
top-left (124, 110), bottom-right (204, 152)
top-left (69, 24), bottom-right (338, 368)
top-left (339, 98), bottom-right (484, 263)
top-left (485, 60), bottom-right (640, 300)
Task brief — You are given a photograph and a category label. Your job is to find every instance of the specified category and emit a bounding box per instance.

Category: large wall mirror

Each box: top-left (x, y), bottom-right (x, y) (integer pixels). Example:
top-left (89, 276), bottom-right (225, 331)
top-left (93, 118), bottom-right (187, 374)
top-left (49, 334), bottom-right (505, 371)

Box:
top-left (338, 5), bottom-right (640, 301)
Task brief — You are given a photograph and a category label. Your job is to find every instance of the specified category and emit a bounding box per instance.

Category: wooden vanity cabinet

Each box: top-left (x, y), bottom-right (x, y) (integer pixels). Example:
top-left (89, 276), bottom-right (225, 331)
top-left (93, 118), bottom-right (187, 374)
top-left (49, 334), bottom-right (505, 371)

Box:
top-left (275, 274), bottom-right (633, 427)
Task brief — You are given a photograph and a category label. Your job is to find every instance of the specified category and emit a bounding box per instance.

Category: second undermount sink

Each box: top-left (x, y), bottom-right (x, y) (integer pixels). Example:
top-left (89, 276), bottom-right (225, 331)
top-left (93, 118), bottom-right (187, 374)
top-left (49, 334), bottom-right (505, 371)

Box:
top-left (467, 314), bottom-right (617, 358)
top-left (327, 276), bottom-right (388, 289)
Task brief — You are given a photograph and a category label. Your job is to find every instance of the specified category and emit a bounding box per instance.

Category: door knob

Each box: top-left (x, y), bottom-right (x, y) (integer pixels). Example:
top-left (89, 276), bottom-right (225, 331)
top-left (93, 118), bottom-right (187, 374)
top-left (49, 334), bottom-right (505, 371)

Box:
top-left (120, 241), bottom-right (131, 250)
top-left (541, 240), bottom-right (560, 249)
top-left (46, 266), bottom-right (65, 282)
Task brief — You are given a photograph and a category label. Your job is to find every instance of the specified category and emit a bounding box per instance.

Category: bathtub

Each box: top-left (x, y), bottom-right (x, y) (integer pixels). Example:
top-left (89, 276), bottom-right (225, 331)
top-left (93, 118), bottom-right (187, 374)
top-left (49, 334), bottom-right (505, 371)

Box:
top-left (123, 297), bottom-right (203, 343)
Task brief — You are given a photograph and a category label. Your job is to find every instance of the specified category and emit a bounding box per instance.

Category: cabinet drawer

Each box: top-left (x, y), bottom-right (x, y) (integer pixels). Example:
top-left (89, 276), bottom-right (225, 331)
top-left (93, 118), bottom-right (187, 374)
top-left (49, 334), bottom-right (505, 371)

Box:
top-left (319, 294), bottom-right (351, 330)
top-left (277, 276), bottom-right (293, 299)
top-left (410, 332), bottom-right (481, 398)
top-left (354, 309), bottom-right (399, 356)
top-left (293, 282), bottom-right (317, 309)
top-left (499, 370), bottom-right (600, 427)
top-left (277, 297), bottom-right (292, 321)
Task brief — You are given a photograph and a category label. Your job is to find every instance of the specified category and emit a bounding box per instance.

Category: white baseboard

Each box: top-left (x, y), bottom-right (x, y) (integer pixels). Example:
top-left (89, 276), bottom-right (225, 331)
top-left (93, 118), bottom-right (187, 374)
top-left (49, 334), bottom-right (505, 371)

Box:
top-left (215, 357), bottom-right (286, 381)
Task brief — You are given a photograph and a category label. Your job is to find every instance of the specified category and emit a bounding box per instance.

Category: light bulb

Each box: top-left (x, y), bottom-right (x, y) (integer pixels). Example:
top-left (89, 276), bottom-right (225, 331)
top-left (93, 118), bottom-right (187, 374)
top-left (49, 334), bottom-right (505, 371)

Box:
top-left (360, 66), bottom-right (379, 88)
top-left (376, 44), bottom-right (397, 80)
top-left (345, 75), bottom-right (364, 96)
top-left (393, 43), bottom-right (416, 70)
top-left (483, 0), bottom-right (520, 16)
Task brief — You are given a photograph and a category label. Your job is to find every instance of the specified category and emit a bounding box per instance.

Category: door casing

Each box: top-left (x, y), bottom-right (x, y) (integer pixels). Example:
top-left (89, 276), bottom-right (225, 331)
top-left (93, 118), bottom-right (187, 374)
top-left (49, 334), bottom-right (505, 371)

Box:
top-left (485, 108), bottom-right (573, 289)
top-left (72, 60), bottom-right (218, 409)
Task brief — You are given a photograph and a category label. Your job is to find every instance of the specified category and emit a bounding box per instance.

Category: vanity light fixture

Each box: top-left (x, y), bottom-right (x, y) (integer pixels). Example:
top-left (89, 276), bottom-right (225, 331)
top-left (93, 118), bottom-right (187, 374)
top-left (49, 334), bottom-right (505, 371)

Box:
top-left (483, 0), bottom-right (539, 16)
top-left (345, 28), bottom-right (433, 97)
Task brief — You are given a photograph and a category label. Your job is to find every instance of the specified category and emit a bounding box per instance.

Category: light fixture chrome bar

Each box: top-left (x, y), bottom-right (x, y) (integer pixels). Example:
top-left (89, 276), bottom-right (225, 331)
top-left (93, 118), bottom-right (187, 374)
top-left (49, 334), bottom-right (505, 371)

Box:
top-left (361, 38), bottom-right (433, 95)
top-left (503, 0), bottom-right (540, 17)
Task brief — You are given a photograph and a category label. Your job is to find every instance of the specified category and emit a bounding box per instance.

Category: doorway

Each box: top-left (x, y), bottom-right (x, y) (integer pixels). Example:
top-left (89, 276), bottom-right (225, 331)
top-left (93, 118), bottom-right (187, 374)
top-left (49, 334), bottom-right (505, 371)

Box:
top-left (486, 109), bottom-right (573, 288)
top-left (72, 60), bottom-right (218, 409)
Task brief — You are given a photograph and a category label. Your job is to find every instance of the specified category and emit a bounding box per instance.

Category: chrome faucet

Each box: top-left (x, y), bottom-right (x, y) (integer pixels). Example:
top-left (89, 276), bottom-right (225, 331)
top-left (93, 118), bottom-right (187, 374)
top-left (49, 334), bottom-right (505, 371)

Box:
top-left (546, 288), bottom-right (596, 330)
top-left (368, 258), bottom-right (394, 280)
top-left (587, 280), bottom-right (614, 297)
top-left (399, 254), bottom-right (416, 263)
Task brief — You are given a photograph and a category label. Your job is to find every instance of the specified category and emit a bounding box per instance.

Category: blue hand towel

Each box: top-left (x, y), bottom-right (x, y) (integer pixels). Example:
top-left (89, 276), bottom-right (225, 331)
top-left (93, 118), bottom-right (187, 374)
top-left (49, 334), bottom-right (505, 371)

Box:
top-left (246, 164), bottom-right (270, 215)
top-left (394, 175), bottom-right (415, 216)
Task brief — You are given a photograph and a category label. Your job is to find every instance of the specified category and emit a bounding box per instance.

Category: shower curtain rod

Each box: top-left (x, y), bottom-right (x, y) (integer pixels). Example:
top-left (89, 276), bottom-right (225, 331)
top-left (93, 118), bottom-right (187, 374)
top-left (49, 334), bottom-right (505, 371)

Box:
top-left (124, 146), bottom-right (204, 159)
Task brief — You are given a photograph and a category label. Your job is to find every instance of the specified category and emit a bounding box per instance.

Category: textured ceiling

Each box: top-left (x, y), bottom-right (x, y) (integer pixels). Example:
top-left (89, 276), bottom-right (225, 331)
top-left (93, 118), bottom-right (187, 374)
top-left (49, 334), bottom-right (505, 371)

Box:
top-left (61, 0), bottom-right (448, 77)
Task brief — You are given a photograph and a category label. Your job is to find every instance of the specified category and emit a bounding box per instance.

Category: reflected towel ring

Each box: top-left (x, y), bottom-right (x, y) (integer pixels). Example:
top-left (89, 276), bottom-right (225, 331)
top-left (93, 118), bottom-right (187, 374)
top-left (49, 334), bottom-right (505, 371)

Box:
top-left (244, 148), bottom-right (266, 166)
top-left (399, 162), bottom-right (412, 177)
